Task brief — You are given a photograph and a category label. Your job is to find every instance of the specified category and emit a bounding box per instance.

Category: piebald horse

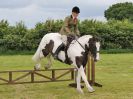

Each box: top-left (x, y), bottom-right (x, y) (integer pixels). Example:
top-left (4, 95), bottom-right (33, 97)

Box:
top-left (32, 33), bottom-right (100, 94)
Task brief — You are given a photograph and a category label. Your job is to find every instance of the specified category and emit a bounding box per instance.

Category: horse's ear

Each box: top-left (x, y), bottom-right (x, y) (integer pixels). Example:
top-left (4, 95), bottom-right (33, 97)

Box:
top-left (92, 36), bottom-right (100, 42)
top-left (88, 36), bottom-right (97, 44)
top-left (88, 37), bottom-right (93, 44)
top-left (88, 35), bottom-right (100, 44)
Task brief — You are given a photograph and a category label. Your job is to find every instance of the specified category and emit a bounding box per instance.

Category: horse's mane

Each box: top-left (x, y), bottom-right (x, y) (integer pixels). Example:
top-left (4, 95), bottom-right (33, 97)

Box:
top-left (70, 35), bottom-right (93, 47)
top-left (78, 35), bottom-right (92, 42)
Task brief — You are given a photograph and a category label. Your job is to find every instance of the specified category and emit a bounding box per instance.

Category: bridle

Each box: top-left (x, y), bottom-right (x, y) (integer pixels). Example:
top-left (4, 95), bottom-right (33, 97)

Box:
top-left (75, 38), bottom-right (100, 54)
top-left (68, 36), bottom-right (99, 54)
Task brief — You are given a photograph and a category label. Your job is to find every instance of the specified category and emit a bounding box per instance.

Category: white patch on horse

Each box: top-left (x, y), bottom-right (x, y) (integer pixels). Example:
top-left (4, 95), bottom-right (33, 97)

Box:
top-left (58, 51), bottom-right (66, 62)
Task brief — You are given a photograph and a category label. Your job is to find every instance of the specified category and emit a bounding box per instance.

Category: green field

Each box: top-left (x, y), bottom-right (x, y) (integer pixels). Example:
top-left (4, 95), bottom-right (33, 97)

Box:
top-left (0, 54), bottom-right (133, 99)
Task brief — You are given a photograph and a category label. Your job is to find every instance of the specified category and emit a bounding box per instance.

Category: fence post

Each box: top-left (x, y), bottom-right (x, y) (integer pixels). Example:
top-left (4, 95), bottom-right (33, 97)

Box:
top-left (71, 69), bottom-right (74, 80)
top-left (9, 72), bottom-right (12, 84)
top-left (52, 70), bottom-right (55, 81)
top-left (31, 71), bottom-right (34, 83)
top-left (87, 52), bottom-right (91, 83)
top-left (91, 55), bottom-right (95, 85)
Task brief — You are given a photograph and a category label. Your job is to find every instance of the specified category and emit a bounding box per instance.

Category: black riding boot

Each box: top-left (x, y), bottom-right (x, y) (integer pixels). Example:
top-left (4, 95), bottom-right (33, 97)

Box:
top-left (54, 43), bottom-right (64, 59)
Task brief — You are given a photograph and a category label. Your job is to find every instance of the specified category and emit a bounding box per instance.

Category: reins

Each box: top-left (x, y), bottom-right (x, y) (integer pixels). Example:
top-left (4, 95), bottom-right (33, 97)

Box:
top-left (68, 36), bottom-right (86, 50)
top-left (75, 39), bottom-right (85, 50)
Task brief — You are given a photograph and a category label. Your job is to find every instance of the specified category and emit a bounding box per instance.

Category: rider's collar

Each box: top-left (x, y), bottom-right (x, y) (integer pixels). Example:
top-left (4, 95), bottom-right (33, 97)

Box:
top-left (71, 15), bottom-right (76, 20)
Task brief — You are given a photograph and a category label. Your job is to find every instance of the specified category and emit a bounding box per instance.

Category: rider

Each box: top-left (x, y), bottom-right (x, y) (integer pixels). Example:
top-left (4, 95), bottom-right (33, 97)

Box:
top-left (54, 6), bottom-right (80, 58)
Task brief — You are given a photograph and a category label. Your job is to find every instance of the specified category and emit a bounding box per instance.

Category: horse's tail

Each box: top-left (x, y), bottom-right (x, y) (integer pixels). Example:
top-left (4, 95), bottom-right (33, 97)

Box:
top-left (32, 37), bottom-right (45, 62)
top-left (32, 46), bottom-right (41, 62)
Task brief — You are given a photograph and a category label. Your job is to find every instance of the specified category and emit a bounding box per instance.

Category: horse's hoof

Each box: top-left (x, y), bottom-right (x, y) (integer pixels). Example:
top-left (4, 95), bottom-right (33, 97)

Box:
top-left (88, 87), bottom-right (95, 93)
top-left (77, 88), bottom-right (84, 94)
top-left (34, 67), bottom-right (40, 70)
top-left (34, 64), bottom-right (40, 70)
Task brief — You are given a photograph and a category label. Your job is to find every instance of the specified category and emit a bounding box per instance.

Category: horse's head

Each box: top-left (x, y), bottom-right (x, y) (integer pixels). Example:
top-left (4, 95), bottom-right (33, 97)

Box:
top-left (88, 36), bottom-right (100, 62)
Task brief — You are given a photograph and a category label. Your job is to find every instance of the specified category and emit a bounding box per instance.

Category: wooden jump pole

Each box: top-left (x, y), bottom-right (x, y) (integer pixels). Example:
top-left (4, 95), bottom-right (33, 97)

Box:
top-left (87, 52), bottom-right (102, 87)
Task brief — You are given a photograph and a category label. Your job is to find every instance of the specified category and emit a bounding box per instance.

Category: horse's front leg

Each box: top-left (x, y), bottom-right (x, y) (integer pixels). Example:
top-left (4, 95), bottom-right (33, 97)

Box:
top-left (79, 66), bottom-right (95, 93)
top-left (44, 53), bottom-right (52, 69)
top-left (77, 69), bottom-right (83, 94)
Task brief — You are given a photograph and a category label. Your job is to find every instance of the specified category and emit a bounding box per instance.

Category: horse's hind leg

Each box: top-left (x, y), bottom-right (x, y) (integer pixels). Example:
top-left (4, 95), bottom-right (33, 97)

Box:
top-left (45, 53), bottom-right (53, 69)
top-left (34, 51), bottom-right (44, 70)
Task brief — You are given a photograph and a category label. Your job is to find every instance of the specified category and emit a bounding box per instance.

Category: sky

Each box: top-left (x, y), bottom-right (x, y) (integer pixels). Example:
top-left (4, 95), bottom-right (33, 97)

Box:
top-left (0, 0), bottom-right (133, 28)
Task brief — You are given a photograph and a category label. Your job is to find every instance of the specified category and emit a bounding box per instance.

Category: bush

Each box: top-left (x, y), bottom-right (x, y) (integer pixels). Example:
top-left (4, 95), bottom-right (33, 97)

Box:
top-left (0, 19), bottom-right (133, 53)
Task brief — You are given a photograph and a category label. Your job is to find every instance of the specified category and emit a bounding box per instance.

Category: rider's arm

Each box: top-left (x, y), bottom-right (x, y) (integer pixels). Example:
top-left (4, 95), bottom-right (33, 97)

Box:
top-left (75, 23), bottom-right (80, 36)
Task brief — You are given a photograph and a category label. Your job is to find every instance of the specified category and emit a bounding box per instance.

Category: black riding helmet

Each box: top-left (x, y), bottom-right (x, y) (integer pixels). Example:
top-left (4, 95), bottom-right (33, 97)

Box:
top-left (72, 6), bottom-right (80, 13)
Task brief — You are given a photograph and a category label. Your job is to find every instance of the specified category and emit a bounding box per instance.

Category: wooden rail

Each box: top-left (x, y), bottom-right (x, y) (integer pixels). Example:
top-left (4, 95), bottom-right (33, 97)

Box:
top-left (0, 68), bottom-right (75, 85)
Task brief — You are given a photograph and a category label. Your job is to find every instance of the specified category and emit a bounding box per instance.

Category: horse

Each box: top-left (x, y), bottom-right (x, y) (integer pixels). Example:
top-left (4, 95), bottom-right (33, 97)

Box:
top-left (32, 33), bottom-right (100, 94)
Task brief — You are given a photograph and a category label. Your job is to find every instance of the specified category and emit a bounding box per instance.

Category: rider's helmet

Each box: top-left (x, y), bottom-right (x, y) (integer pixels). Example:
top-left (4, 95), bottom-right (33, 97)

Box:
top-left (72, 6), bottom-right (80, 13)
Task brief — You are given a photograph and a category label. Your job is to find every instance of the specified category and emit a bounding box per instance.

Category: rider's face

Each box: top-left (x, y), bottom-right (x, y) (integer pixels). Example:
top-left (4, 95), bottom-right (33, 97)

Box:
top-left (72, 12), bottom-right (79, 18)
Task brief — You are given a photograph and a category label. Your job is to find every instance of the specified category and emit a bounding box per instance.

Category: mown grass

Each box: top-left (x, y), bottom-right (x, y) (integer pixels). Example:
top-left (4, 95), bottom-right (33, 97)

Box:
top-left (0, 54), bottom-right (133, 99)
top-left (0, 49), bottom-right (132, 55)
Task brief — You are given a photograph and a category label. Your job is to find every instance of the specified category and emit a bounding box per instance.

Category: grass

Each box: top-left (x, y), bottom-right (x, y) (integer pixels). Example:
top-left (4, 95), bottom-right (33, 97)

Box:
top-left (0, 54), bottom-right (133, 99)
top-left (0, 49), bottom-right (133, 55)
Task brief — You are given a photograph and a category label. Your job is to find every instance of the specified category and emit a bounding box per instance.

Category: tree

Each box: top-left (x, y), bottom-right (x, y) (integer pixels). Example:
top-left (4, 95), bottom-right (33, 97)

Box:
top-left (104, 2), bottom-right (133, 22)
top-left (0, 20), bottom-right (9, 38)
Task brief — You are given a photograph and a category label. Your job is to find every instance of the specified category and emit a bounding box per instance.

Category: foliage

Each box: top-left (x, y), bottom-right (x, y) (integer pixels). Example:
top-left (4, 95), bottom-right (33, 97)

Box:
top-left (0, 18), bottom-right (133, 52)
top-left (80, 19), bottom-right (133, 49)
